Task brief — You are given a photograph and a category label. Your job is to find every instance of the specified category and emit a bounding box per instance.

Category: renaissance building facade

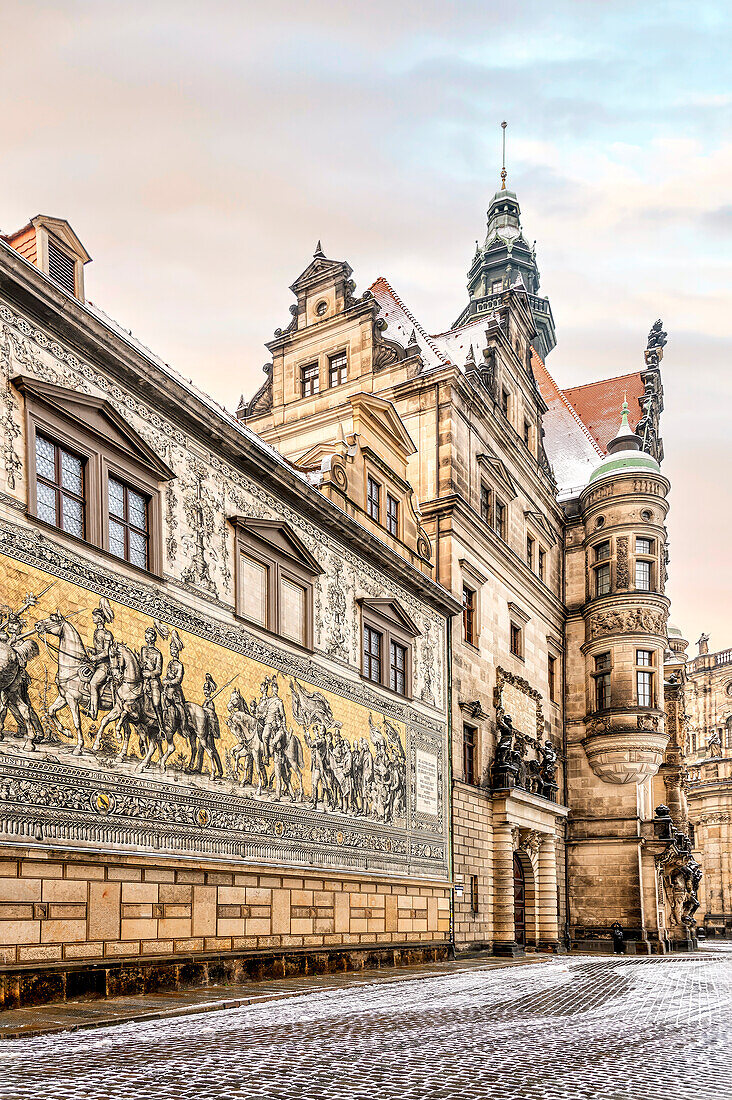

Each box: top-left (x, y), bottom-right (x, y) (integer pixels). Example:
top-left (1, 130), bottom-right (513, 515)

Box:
top-left (241, 175), bottom-right (697, 955)
top-left (0, 216), bottom-right (459, 1008)
top-left (678, 633), bottom-right (732, 938)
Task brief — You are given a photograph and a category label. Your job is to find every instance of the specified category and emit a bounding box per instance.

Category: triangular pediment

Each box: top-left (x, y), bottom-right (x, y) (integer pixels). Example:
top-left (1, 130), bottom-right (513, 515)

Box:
top-left (230, 517), bottom-right (323, 575)
top-left (32, 215), bottom-right (91, 263)
top-left (477, 451), bottom-right (518, 501)
top-left (357, 597), bottom-right (421, 637)
top-left (290, 255), bottom-right (353, 295)
top-left (349, 393), bottom-right (416, 459)
top-left (524, 509), bottom-right (558, 546)
top-left (13, 375), bottom-right (173, 479)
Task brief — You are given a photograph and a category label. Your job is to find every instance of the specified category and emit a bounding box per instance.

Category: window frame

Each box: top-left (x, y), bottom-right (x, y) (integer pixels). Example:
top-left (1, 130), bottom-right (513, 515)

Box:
top-left (595, 562), bottom-right (611, 597)
top-left (548, 654), bottom-right (557, 704)
top-left (494, 498), bottom-right (507, 541)
top-left (366, 474), bottom-right (381, 523)
top-left (300, 361), bottom-right (320, 398)
top-left (386, 492), bottom-right (400, 538)
top-left (107, 475), bottom-right (150, 570)
top-left (470, 873), bottom-right (479, 916)
top-left (34, 432), bottom-right (87, 539)
top-left (462, 585), bottom-right (477, 647)
top-left (538, 545), bottom-right (546, 582)
top-left (232, 520), bottom-right (321, 651)
top-left (635, 649), bottom-right (656, 708)
top-left (20, 378), bottom-right (168, 577)
top-left (389, 638), bottom-right (408, 696)
top-left (509, 621), bottom-right (524, 660)
top-left (463, 724), bottom-right (477, 785)
top-left (480, 482), bottom-right (493, 525)
top-left (359, 599), bottom-right (417, 699)
top-left (328, 350), bottom-right (348, 388)
top-left (635, 558), bottom-right (652, 592)
top-left (363, 624), bottom-right (383, 684)
top-left (593, 651), bottom-right (612, 711)
top-left (526, 534), bottom-right (534, 571)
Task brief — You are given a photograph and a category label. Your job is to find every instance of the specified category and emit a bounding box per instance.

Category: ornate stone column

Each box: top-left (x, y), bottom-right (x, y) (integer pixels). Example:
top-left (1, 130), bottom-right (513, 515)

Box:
top-left (493, 821), bottom-right (520, 955)
top-left (537, 832), bottom-right (561, 951)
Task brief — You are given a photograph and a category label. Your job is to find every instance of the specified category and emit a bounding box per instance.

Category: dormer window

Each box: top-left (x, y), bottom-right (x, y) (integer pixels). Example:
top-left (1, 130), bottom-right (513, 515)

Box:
top-left (2, 216), bottom-right (90, 302)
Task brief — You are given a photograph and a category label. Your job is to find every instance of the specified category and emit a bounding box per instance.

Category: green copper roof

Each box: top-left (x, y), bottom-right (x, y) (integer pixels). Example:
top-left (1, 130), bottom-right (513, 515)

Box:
top-left (588, 451), bottom-right (660, 483)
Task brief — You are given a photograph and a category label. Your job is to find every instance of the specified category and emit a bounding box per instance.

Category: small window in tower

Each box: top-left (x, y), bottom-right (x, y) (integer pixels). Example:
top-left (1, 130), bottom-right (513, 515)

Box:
top-left (548, 654), bottom-right (557, 703)
top-left (594, 652), bottom-right (612, 710)
top-left (635, 560), bottom-right (651, 591)
top-left (636, 537), bottom-right (654, 556)
top-left (595, 541), bottom-right (611, 562)
top-left (595, 563), bottom-right (611, 597)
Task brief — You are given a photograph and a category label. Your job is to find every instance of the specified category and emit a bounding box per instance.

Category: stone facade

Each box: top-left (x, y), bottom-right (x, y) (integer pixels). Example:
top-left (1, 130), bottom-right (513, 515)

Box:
top-left (0, 221), bottom-right (458, 1000)
top-left (679, 636), bottom-right (732, 937)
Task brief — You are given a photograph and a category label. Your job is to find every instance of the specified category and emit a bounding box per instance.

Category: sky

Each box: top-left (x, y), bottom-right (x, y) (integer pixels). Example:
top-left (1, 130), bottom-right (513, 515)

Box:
top-left (2, 0), bottom-right (731, 647)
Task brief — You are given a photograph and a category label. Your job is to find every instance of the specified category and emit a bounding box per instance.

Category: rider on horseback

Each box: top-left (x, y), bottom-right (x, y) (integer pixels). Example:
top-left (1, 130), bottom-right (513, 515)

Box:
top-left (140, 626), bottom-right (165, 735)
top-left (162, 630), bottom-right (188, 734)
top-left (88, 600), bottom-right (114, 721)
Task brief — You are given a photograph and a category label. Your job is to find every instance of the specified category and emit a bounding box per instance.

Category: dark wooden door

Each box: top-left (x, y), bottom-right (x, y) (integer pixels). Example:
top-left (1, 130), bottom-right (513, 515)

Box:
top-left (513, 853), bottom-right (526, 946)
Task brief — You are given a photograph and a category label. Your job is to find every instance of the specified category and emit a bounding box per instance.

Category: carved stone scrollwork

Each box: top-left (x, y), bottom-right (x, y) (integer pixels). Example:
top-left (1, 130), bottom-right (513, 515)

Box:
top-left (589, 607), bottom-right (666, 640)
top-left (330, 461), bottom-right (348, 491)
top-left (238, 363), bottom-right (273, 419)
top-left (616, 536), bottom-right (630, 589)
top-left (637, 713), bottom-right (661, 732)
top-left (416, 529), bottom-right (432, 562)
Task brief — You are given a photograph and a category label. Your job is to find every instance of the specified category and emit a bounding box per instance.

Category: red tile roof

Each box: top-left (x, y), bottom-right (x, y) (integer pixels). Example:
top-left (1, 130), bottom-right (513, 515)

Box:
top-left (562, 372), bottom-right (645, 453)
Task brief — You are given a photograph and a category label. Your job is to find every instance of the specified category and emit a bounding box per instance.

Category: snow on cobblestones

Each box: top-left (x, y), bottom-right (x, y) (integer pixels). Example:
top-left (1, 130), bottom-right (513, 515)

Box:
top-left (0, 955), bottom-right (730, 1100)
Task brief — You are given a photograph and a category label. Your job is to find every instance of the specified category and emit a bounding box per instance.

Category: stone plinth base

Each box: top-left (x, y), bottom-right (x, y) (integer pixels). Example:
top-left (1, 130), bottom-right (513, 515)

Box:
top-left (493, 941), bottom-right (524, 958)
top-left (536, 939), bottom-right (566, 954)
top-left (0, 941), bottom-right (452, 1012)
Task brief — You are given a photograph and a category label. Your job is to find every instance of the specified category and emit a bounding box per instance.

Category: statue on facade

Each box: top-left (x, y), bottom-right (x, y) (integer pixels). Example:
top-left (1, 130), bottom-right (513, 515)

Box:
top-left (491, 713), bottom-right (520, 789)
top-left (697, 632), bottom-right (710, 656)
top-left (539, 740), bottom-right (559, 802)
top-left (706, 730), bottom-right (723, 758)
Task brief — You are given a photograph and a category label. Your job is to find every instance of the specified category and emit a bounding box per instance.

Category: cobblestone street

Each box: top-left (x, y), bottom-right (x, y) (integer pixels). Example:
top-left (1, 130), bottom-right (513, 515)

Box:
top-left (0, 952), bottom-right (730, 1099)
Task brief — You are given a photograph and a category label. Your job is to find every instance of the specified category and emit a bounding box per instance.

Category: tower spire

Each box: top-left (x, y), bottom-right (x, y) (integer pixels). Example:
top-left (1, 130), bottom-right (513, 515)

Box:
top-left (500, 121), bottom-right (507, 190)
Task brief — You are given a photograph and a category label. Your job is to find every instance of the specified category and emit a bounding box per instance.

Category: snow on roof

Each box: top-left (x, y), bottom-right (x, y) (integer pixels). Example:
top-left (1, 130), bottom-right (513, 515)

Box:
top-left (369, 275), bottom-right (607, 498)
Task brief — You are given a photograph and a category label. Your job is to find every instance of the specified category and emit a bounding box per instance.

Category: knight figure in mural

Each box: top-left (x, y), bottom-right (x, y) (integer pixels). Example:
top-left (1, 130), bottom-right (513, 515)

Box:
top-left (0, 596), bottom-right (44, 748)
top-left (87, 599), bottom-right (115, 721)
top-left (139, 623), bottom-right (166, 736)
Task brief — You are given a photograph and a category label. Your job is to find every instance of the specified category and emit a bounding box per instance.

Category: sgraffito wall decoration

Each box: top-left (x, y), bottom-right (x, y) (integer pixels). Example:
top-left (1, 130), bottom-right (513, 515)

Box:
top-left (0, 528), bottom-right (447, 878)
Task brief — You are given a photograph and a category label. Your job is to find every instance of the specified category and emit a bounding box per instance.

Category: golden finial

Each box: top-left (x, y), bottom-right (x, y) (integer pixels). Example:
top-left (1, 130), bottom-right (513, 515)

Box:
top-left (501, 121), bottom-right (508, 189)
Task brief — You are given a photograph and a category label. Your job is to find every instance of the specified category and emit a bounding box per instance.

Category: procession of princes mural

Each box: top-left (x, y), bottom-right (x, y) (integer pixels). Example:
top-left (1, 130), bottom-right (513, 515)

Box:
top-left (0, 583), bottom-right (408, 826)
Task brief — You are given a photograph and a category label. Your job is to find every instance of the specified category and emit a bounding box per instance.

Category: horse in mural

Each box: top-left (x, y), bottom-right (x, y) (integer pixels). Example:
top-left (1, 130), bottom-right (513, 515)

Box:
top-left (228, 688), bottom-right (305, 798)
top-left (93, 642), bottom-right (218, 776)
top-left (33, 612), bottom-right (110, 754)
top-left (0, 635), bottom-right (44, 750)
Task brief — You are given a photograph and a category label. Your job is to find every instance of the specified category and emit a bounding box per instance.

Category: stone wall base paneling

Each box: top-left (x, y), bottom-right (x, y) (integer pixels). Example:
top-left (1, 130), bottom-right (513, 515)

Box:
top-left (0, 846), bottom-right (451, 1008)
